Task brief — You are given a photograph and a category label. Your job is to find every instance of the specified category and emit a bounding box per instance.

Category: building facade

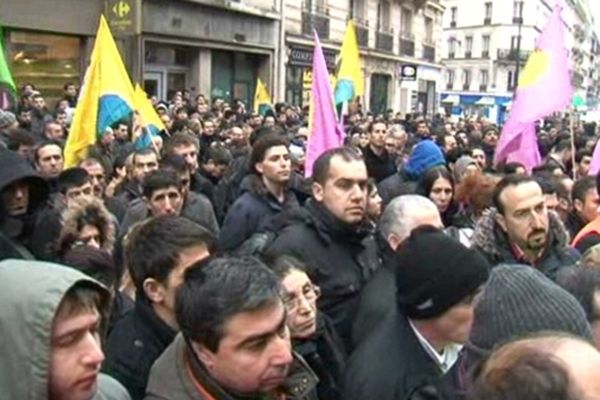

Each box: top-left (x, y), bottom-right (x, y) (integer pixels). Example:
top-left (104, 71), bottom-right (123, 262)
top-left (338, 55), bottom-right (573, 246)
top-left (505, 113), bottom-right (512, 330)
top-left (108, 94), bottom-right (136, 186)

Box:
top-left (1, 0), bottom-right (282, 108)
top-left (440, 0), bottom-right (600, 124)
top-left (283, 0), bottom-right (446, 116)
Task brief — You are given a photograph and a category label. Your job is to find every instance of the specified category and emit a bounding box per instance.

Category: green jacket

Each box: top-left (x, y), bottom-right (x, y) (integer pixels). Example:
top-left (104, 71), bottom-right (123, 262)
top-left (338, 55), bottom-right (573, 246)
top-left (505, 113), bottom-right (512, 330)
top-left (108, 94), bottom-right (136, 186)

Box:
top-left (0, 259), bottom-right (131, 400)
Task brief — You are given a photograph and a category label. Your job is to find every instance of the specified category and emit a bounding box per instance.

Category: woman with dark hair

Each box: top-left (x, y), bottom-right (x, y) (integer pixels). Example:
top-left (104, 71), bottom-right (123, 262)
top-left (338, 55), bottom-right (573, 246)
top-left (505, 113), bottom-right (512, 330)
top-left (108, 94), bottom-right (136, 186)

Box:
top-left (366, 178), bottom-right (383, 232)
top-left (417, 167), bottom-right (457, 227)
top-left (267, 255), bottom-right (347, 400)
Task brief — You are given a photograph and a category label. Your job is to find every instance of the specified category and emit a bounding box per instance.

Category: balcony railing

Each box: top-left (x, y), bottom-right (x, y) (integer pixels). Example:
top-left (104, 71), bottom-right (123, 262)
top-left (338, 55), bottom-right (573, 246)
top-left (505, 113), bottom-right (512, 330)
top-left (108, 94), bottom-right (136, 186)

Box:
top-left (481, 50), bottom-right (489, 58)
top-left (479, 84), bottom-right (488, 92)
top-left (376, 28), bottom-right (394, 52)
top-left (450, 20), bottom-right (456, 28)
top-left (497, 48), bottom-right (531, 61)
top-left (463, 83), bottom-right (471, 91)
top-left (423, 44), bottom-right (435, 62)
top-left (465, 51), bottom-right (472, 59)
top-left (484, 17), bottom-right (491, 25)
top-left (400, 33), bottom-right (415, 57)
top-left (446, 83), bottom-right (454, 90)
top-left (302, 6), bottom-right (330, 39)
top-left (355, 20), bottom-right (369, 47)
top-left (448, 52), bottom-right (455, 59)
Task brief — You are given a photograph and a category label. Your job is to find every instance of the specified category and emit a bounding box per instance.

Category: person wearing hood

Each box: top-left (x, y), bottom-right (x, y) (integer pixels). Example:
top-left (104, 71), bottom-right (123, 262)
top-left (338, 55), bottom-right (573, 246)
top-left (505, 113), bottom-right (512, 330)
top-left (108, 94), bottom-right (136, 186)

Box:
top-left (0, 109), bottom-right (19, 148)
top-left (378, 139), bottom-right (446, 206)
top-left (0, 149), bottom-right (49, 259)
top-left (218, 134), bottom-right (299, 253)
top-left (266, 147), bottom-right (380, 351)
top-left (0, 259), bottom-right (130, 400)
top-left (452, 155), bottom-right (480, 184)
top-left (473, 174), bottom-right (579, 280)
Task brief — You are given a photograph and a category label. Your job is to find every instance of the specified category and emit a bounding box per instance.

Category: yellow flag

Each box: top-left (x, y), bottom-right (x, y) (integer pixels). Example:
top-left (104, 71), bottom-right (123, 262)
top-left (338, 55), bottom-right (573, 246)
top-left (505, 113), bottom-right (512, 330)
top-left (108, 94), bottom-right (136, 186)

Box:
top-left (65, 15), bottom-right (135, 168)
top-left (335, 20), bottom-right (364, 105)
top-left (254, 78), bottom-right (272, 114)
top-left (133, 84), bottom-right (165, 134)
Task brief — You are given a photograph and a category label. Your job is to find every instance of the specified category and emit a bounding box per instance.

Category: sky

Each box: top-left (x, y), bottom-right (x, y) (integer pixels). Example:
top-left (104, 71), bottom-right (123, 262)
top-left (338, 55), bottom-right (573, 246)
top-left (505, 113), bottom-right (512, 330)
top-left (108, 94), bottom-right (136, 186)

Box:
top-left (592, 2), bottom-right (600, 35)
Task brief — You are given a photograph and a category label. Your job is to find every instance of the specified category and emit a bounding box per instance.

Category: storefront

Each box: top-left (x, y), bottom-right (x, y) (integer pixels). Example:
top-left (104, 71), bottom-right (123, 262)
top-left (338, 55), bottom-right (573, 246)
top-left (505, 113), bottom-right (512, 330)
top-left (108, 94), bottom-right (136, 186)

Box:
top-left (285, 44), bottom-right (337, 107)
top-left (441, 92), bottom-right (512, 125)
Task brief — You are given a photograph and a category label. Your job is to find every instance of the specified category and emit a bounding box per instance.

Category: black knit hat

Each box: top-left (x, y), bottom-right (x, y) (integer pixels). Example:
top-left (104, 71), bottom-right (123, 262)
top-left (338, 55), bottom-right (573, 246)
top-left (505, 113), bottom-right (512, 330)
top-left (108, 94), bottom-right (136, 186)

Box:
top-left (394, 226), bottom-right (490, 319)
top-left (468, 264), bottom-right (593, 353)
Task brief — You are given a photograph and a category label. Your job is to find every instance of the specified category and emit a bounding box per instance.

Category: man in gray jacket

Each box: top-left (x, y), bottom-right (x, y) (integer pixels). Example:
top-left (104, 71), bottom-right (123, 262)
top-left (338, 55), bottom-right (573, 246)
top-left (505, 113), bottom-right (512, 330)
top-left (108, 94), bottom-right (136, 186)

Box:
top-left (0, 259), bottom-right (130, 400)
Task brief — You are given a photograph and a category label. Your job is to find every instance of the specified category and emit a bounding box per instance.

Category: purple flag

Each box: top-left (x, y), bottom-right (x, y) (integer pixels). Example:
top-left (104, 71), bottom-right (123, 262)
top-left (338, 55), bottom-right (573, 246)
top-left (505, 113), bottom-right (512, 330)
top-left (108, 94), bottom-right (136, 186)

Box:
top-left (305, 30), bottom-right (345, 178)
top-left (589, 139), bottom-right (600, 176)
top-left (495, 6), bottom-right (571, 170)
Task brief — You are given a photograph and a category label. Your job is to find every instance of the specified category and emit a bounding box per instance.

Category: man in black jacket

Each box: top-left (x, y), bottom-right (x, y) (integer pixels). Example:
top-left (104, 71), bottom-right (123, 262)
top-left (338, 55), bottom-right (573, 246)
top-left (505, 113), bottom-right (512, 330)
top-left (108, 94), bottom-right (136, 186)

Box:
top-left (343, 227), bottom-right (489, 400)
top-left (102, 215), bottom-right (213, 400)
top-left (267, 147), bottom-right (380, 351)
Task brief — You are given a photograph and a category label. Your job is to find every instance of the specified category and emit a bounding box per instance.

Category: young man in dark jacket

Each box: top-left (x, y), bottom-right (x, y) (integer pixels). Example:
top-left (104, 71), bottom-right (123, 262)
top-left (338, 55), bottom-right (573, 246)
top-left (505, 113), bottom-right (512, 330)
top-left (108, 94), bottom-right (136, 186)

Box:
top-left (102, 216), bottom-right (213, 400)
top-left (219, 134), bottom-right (298, 253)
top-left (267, 147), bottom-right (380, 351)
top-left (343, 227), bottom-right (490, 400)
top-left (0, 149), bottom-right (49, 259)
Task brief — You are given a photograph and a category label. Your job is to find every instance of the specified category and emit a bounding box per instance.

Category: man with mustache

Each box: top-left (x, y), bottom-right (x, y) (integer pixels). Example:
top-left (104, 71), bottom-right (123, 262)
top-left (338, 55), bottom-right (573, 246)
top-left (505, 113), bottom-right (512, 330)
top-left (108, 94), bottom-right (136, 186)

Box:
top-left (473, 174), bottom-right (579, 280)
top-left (267, 147), bottom-right (380, 351)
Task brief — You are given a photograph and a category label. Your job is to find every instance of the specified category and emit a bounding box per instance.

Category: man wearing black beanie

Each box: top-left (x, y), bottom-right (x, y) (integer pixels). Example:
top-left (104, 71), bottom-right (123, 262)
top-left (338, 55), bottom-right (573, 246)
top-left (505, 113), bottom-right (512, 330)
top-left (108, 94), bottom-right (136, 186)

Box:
top-left (343, 226), bottom-right (490, 400)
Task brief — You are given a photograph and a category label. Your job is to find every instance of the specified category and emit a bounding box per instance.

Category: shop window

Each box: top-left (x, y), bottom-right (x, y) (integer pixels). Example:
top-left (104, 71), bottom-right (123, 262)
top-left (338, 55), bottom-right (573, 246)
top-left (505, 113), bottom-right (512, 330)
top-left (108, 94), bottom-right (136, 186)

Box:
top-left (8, 31), bottom-right (81, 105)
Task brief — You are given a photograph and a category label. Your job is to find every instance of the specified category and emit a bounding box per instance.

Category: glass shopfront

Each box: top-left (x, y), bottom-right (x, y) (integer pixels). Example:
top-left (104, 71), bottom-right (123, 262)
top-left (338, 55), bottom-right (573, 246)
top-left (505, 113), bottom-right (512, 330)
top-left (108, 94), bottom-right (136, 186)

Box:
top-left (8, 30), bottom-right (81, 104)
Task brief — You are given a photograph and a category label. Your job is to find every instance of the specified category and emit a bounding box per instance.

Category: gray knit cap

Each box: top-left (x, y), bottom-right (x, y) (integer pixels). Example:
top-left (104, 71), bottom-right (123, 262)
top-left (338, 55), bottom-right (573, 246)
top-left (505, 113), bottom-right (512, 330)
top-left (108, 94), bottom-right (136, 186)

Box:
top-left (468, 264), bottom-right (593, 352)
top-left (0, 109), bottom-right (16, 130)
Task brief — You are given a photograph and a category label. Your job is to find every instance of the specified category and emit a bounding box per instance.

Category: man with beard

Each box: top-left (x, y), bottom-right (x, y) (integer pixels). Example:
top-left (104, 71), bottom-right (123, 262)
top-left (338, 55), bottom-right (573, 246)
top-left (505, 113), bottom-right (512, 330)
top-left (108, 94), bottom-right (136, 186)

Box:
top-left (473, 174), bottom-right (579, 280)
top-left (362, 121), bottom-right (396, 183)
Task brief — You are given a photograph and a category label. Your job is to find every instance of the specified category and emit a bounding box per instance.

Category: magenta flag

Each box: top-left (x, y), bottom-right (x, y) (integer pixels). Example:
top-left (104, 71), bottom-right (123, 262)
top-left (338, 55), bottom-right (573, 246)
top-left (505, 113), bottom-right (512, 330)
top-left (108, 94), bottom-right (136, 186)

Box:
top-left (495, 6), bottom-right (572, 170)
top-left (305, 30), bottom-right (345, 178)
top-left (589, 139), bottom-right (600, 176)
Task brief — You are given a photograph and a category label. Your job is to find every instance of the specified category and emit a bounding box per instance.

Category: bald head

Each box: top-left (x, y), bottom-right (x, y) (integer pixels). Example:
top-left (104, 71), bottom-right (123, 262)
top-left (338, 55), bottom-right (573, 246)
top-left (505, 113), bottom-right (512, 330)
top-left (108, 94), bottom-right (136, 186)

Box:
top-left (378, 195), bottom-right (443, 250)
top-left (469, 334), bottom-right (600, 400)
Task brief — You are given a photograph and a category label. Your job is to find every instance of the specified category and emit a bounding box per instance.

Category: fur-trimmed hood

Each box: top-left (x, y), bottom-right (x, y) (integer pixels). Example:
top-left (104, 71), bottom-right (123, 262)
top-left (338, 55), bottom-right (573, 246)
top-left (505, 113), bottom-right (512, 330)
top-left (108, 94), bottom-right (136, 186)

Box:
top-left (57, 197), bottom-right (116, 255)
top-left (472, 208), bottom-right (578, 279)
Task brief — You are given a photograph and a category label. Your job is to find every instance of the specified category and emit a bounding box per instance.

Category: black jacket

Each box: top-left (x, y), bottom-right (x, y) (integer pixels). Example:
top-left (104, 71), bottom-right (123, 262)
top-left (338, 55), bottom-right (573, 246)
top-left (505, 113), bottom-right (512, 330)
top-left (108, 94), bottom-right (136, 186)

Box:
top-left (266, 201), bottom-right (380, 351)
top-left (0, 150), bottom-right (49, 259)
top-left (293, 313), bottom-right (347, 400)
top-left (102, 297), bottom-right (177, 400)
top-left (378, 169), bottom-right (419, 206)
top-left (362, 145), bottom-right (397, 183)
top-left (343, 312), bottom-right (443, 400)
top-left (218, 175), bottom-right (299, 253)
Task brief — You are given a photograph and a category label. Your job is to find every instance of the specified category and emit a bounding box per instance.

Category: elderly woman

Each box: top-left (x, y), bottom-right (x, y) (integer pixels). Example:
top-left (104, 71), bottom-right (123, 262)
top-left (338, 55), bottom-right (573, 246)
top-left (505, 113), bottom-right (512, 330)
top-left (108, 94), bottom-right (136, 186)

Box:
top-left (267, 255), bottom-right (347, 400)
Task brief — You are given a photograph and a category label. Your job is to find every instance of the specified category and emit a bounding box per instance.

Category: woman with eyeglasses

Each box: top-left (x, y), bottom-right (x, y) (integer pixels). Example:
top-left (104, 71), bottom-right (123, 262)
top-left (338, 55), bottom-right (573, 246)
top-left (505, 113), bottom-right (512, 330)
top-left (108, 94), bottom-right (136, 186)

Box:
top-left (268, 255), bottom-right (347, 400)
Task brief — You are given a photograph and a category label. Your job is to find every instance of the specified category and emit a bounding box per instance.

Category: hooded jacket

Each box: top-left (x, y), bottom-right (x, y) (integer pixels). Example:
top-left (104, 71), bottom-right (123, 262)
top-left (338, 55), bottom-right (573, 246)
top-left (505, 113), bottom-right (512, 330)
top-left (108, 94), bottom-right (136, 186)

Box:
top-left (378, 140), bottom-right (445, 205)
top-left (0, 150), bottom-right (49, 259)
top-left (472, 208), bottom-right (579, 280)
top-left (0, 259), bottom-right (130, 400)
top-left (57, 196), bottom-right (116, 257)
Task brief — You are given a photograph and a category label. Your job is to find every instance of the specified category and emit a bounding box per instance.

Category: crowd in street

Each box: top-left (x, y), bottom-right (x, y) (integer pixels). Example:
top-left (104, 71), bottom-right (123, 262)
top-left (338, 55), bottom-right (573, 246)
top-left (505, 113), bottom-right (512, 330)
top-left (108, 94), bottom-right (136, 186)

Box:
top-left (3, 83), bottom-right (600, 400)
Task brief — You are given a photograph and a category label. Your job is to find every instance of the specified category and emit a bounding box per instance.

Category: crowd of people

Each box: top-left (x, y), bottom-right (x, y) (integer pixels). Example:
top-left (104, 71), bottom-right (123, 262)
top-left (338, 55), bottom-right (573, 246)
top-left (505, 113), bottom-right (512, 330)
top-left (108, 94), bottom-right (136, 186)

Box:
top-left (2, 82), bottom-right (600, 400)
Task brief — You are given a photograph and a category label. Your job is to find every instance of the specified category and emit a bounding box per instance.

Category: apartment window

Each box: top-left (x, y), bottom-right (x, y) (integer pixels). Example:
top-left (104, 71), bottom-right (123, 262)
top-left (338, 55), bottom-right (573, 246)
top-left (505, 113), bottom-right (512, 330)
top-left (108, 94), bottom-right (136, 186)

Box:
top-left (513, 1), bottom-right (524, 21)
top-left (482, 34), bottom-right (490, 57)
top-left (463, 69), bottom-right (471, 88)
top-left (451, 7), bottom-right (457, 26)
top-left (401, 8), bottom-right (413, 36)
top-left (447, 69), bottom-right (455, 86)
top-left (484, 2), bottom-right (492, 19)
top-left (305, 0), bottom-right (327, 12)
top-left (448, 38), bottom-right (456, 57)
top-left (377, 1), bottom-right (391, 31)
top-left (507, 70), bottom-right (515, 90)
top-left (425, 17), bottom-right (433, 43)
top-left (350, 0), bottom-right (366, 20)
top-left (511, 35), bottom-right (520, 50)
top-left (480, 69), bottom-right (489, 85)
top-left (465, 36), bottom-right (473, 57)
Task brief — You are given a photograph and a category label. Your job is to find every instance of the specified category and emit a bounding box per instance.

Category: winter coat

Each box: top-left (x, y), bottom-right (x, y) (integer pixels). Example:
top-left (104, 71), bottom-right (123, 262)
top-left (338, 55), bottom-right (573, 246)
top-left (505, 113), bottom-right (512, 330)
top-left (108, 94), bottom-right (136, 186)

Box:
top-left (343, 311), bottom-right (443, 400)
top-left (0, 150), bottom-right (49, 259)
top-left (57, 196), bottom-right (116, 256)
top-left (103, 297), bottom-right (177, 400)
top-left (293, 313), bottom-right (347, 400)
top-left (362, 145), bottom-right (397, 183)
top-left (218, 175), bottom-right (300, 253)
top-left (119, 192), bottom-right (219, 238)
top-left (266, 200), bottom-right (380, 351)
top-left (145, 334), bottom-right (319, 400)
top-left (472, 208), bottom-right (580, 280)
top-left (0, 259), bottom-right (131, 400)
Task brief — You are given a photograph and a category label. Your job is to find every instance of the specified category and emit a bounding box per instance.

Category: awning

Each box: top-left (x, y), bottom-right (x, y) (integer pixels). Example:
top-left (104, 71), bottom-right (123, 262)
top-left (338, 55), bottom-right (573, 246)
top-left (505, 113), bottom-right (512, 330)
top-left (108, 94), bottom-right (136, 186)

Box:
top-left (441, 94), bottom-right (460, 105)
top-left (475, 96), bottom-right (495, 106)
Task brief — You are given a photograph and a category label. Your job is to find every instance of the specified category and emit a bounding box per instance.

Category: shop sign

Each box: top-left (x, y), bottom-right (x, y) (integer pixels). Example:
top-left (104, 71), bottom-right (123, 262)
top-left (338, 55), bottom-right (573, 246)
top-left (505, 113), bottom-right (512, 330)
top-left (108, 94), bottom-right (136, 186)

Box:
top-left (400, 64), bottom-right (418, 81)
top-left (289, 46), bottom-right (337, 70)
top-left (105, 0), bottom-right (141, 36)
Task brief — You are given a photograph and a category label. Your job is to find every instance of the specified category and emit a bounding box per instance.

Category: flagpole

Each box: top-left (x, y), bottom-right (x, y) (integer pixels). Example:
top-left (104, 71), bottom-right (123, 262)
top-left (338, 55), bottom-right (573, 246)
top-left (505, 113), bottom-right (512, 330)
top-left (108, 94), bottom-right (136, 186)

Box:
top-left (570, 106), bottom-right (576, 180)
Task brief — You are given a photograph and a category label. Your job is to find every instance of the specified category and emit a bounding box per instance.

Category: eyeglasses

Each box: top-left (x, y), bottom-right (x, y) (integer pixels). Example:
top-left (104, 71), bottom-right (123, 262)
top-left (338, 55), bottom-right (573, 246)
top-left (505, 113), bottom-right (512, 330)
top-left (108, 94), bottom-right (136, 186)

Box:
top-left (282, 285), bottom-right (321, 313)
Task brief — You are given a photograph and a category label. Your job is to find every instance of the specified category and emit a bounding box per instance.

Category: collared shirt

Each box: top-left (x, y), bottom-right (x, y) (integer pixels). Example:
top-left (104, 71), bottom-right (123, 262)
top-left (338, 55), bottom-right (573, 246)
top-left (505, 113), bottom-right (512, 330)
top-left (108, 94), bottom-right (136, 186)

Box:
top-left (510, 242), bottom-right (544, 266)
top-left (409, 320), bottom-right (462, 373)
